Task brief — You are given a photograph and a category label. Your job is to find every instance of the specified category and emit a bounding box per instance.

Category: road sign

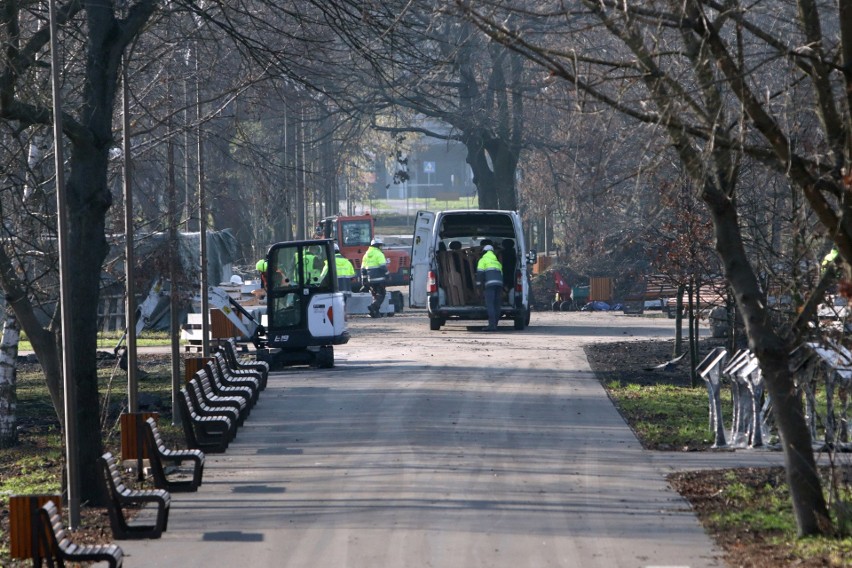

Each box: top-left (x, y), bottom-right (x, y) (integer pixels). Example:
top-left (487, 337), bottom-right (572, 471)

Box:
top-left (423, 161), bottom-right (435, 174)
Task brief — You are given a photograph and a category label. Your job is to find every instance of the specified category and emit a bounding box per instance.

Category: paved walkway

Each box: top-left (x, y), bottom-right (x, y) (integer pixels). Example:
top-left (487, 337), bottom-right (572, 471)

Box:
top-left (119, 313), bottom-right (789, 567)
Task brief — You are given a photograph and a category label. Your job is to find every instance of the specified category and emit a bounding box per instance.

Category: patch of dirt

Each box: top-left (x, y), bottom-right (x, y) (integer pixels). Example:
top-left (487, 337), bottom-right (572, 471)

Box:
top-left (584, 338), bottom-right (705, 388)
top-left (585, 339), bottom-right (847, 568)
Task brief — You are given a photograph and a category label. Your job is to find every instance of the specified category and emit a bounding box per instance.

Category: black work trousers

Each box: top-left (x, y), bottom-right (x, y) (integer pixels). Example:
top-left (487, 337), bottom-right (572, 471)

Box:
top-left (368, 283), bottom-right (386, 316)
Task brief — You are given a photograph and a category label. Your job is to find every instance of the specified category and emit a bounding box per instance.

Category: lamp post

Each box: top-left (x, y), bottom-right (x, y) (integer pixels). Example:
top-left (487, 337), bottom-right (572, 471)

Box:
top-left (48, 0), bottom-right (80, 529)
top-left (122, 55), bottom-right (138, 413)
top-left (195, 46), bottom-right (209, 357)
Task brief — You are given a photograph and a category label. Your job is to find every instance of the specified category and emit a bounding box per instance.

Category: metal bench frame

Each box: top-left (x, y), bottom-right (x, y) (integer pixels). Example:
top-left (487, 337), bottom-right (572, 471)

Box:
top-left (143, 417), bottom-right (205, 493)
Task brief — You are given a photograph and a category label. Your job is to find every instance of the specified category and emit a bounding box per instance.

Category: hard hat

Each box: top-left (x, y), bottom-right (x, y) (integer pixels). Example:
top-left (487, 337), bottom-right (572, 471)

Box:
top-left (230, 274), bottom-right (244, 285)
top-left (483, 245), bottom-right (494, 252)
top-left (371, 237), bottom-right (383, 246)
top-left (256, 259), bottom-right (267, 272)
top-left (334, 243), bottom-right (341, 253)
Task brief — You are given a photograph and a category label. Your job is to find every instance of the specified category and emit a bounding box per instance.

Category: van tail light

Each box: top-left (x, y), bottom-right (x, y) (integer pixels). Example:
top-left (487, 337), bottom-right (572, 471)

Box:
top-left (327, 306), bottom-right (334, 322)
top-left (428, 271), bottom-right (437, 293)
top-left (515, 270), bottom-right (523, 292)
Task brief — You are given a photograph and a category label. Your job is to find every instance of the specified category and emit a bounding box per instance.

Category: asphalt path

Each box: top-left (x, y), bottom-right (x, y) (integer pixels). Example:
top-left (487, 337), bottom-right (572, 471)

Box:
top-left (121, 310), bottom-right (787, 567)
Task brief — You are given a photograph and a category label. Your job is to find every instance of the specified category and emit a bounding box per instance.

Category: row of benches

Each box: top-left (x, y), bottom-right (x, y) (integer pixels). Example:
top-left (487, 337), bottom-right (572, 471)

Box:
top-left (697, 340), bottom-right (852, 449)
top-left (177, 343), bottom-right (267, 453)
top-left (28, 338), bottom-right (269, 567)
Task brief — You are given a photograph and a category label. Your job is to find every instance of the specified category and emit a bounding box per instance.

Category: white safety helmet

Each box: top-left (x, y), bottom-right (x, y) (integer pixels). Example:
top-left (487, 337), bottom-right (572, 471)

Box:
top-left (334, 243), bottom-right (341, 253)
top-left (482, 245), bottom-right (494, 252)
top-left (229, 274), bottom-right (244, 285)
top-left (371, 237), bottom-right (384, 246)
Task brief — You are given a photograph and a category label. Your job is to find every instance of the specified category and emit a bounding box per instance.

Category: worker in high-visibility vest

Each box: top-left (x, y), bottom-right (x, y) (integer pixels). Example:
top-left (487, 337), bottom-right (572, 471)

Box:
top-left (321, 244), bottom-right (356, 293)
top-left (294, 246), bottom-right (324, 286)
top-left (477, 244), bottom-right (503, 331)
top-left (256, 259), bottom-right (268, 289)
top-left (361, 237), bottom-right (388, 317)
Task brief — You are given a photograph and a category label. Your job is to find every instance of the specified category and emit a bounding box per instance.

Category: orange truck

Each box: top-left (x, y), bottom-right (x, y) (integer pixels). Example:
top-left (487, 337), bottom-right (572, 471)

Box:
top-left (314, 214), bottom-right (411, 287)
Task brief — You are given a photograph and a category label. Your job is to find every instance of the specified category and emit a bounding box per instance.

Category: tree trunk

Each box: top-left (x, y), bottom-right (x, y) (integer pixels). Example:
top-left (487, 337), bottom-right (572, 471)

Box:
top-left (687, 281), bottom-right (697, 388)
top-left (691, 282), bottom-right (700, 388)
top-left (0, 305), bottom-right (19, 448)
top-left (0, 250), bottom-right (63, 422)
top-left (65, 146), bottom-right (111, 505)
top-left (673, 284), bottom-right (684, 357)
top-left (465, 132), bottom-right (518, 211)
top-left (759, 346), bottom-right (832, 535)
top-left (706, 184), bottom-right (832, 536)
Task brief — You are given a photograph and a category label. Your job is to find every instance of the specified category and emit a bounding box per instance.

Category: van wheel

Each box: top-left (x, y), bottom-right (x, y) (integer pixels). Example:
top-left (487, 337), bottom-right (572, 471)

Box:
top-left (429, 318), bottom-right (442, 331)
top-left (514, 314), bottom-right (526, 330)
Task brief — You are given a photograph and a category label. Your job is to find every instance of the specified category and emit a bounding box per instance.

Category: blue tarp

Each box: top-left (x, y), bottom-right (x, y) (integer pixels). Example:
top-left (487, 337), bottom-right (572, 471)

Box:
top-left (581, 301), bottom-right (611, 311)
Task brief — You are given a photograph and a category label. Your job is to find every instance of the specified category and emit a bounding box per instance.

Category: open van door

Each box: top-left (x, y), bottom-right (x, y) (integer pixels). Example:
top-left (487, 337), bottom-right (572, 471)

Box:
top-left (409, 210), bottom-right (434, 308)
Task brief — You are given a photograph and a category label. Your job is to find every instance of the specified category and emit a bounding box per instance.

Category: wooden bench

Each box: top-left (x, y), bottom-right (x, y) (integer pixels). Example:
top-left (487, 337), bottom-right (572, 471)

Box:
top-left (195, 368), bottom-right (252, 423)
top-left (212, 351), bottom-right (261, 396)
top-left (185, 377), bottom-right (242, 435)
top-left (143, 417), bottom-right (205, 493)
top-left (208, 354), bottom-right (260, 406)
top-left (35, 499), bottom-right (124, 567)
top-left (214, 349), bottom-right (263, 389)
top-left (201, 363), bottom-right (257, 409)
top-left (219, 338), bottom-right (269, 390)
top-left (99, 452), bottom-right (171, 539)
top-left (177, 387), bottom-right (232, 453)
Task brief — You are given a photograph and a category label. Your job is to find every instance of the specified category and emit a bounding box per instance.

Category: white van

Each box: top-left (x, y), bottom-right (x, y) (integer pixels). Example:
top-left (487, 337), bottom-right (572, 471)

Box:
top-left (409, 210), bottom-right (535, 330)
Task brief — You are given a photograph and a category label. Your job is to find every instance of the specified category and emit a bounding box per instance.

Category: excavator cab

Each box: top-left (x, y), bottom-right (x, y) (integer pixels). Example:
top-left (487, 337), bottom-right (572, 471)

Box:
top-left (255, 239), bottom-right (349, 369)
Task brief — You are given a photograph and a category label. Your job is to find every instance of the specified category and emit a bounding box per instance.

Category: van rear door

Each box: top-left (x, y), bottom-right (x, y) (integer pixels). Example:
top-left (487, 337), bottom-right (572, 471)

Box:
top-left (409, 210), bottom-right (434, 308)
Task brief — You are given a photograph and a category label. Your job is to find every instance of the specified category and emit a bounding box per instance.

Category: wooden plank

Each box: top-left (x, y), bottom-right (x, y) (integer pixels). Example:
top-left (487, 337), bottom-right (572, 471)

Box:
top-left (9, 494), bottom-right (62, 559)
top-left (462, 249), bottom-right (480, 304)
top-left (120, 412), bottom-right (160, 461)
top-left (446, 251), bottom-right (465, 305)
top-left (184, 357), bottom-right (211, 383)
top-left (211, 309), bottom-right (239, 339)
top-left (589, 277), bottom-right (613, 302)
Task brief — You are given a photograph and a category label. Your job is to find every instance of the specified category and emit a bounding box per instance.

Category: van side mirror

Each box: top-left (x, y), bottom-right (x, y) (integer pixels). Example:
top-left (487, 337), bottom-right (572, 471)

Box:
top-left (526, 249), bottom-right (537, 265)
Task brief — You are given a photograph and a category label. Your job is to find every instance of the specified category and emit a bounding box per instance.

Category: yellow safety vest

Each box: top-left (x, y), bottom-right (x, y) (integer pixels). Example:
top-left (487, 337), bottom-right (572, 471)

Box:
top-left (336, 254), bottom-right (356, 277)
top-left (362, 246), bottom-right (386, 269)
top-left (477, 251), bottom-right (503, 287)
top-left (362, 246), bottom-right (388, 283)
